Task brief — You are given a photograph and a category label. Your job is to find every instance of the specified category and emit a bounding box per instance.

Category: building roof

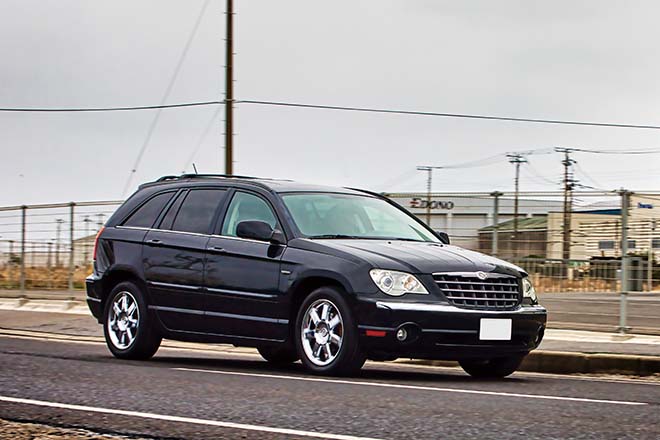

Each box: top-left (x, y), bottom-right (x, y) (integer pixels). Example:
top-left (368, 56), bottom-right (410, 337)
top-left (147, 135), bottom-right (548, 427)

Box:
top-left (479, 216), bottom-right (548, 233)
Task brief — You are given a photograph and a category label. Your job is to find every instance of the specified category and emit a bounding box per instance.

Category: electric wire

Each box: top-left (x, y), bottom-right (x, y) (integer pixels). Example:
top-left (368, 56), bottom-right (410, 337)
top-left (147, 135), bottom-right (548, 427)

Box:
top-left (0, 101), bottom-right (222, 112)
top-left (121, 0), bottom-right (212, 197)
top-left (181, 105), bottom-right (222, 173)
top-left (237, 100), bottom-right (660, 131)
top-left (5, 99), bottom-right (660, 133)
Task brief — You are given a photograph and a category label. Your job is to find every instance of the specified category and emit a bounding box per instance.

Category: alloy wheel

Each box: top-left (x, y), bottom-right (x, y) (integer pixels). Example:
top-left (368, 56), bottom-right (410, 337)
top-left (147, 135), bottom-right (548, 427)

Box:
top-left (107, 291), bottom-right (139, 350)
top-left (301, 299), bottom-right (344, 366)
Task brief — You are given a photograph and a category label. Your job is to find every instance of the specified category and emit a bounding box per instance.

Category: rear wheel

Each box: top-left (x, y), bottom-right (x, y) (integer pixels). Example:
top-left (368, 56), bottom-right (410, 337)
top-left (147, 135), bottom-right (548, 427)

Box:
top-left (459, 355), bottom-right (525, 378)
top-left (295, 287), bottom-right (366, 376)
top-left (103, 281), bottom-right (161, 360)
top-left (258, 345), bottom-right (299, 365)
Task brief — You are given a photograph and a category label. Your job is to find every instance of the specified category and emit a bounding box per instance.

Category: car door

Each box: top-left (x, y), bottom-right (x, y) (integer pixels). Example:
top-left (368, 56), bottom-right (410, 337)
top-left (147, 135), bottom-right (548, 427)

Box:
top-left (144, 187), bottom-right (227, 333)
top-left (203, 190), bottom-right (287, 340)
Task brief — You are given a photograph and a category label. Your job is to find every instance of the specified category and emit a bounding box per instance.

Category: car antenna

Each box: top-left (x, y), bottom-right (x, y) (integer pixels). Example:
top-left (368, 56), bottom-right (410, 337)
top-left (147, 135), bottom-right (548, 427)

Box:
top-left (192, 163), bottom-right (199, 174)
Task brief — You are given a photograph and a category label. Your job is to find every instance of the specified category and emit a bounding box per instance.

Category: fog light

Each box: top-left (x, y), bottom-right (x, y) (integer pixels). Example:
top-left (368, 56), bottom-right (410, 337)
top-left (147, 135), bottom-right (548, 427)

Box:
top-left (396, 328), bottom-right (408, 341)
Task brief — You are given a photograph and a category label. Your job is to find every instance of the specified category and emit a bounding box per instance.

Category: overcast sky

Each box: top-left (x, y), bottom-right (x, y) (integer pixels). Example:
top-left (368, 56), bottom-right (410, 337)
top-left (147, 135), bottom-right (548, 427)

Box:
top-left (1, 0), bottom-right (659, 205)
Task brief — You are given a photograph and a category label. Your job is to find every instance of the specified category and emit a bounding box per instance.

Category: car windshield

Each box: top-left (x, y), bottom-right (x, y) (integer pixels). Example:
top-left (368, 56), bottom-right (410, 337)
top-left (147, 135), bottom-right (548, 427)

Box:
top-left (281, 193), bottom-right (440, 242)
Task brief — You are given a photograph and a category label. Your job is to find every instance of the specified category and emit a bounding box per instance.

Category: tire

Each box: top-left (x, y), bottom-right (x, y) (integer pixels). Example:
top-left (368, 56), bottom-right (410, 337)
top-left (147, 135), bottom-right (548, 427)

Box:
top-left (257, 345), bottom-right (299, 365)
top-left (103, 281), bottom-right (161, 360)
top-left (295, 286), bottom-right (366, 376)
top-left (459, 355), bottom-right (525, 379)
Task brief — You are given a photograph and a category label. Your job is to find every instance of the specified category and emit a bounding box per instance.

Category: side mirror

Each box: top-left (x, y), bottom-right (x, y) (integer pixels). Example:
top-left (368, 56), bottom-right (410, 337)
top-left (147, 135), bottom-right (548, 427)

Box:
top-left (436, 231), bottom-right (450, 245)
top-left (236, 220), bottom-right (285, 244)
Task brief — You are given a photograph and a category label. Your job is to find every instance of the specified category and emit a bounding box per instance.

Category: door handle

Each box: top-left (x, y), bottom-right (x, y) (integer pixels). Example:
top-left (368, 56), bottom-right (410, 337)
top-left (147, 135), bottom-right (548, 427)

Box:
top-left (207, 246), bottom-right (226, 254)
top-left (147, 239), bottom-right (163, 245)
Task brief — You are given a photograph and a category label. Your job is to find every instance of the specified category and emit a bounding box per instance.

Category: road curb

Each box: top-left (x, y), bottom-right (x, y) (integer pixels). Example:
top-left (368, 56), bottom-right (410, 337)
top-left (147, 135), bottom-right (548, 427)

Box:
top-left (401, 350), bottom-right (660, 376)
top-left (3, 295), bottom-right (660, 377)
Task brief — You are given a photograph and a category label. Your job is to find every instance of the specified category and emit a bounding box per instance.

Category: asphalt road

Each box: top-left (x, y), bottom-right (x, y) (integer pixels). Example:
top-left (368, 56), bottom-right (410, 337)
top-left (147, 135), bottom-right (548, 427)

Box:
top-left (1, 332), bottom-right (659, 439)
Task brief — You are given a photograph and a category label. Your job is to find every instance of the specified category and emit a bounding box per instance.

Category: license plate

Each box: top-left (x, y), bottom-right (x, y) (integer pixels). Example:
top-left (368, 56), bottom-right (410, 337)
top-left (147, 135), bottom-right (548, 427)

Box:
top-left (479, 319), bottom-right (512, 341)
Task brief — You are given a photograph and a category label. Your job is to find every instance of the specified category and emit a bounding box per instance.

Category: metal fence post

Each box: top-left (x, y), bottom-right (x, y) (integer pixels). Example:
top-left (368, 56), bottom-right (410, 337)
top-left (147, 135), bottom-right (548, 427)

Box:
top-left (618, 190), bottom-right (631, 333)
top-left (649, 219), bottom-right (656, 292)
top-left (20, 206), bottom-right (26, 292)
top-left (8, 240), bottom-right (14, 287)
top-left (491, 191), bottom-right (502, 257)
top-left (68, 202), bottom-right (75, 291)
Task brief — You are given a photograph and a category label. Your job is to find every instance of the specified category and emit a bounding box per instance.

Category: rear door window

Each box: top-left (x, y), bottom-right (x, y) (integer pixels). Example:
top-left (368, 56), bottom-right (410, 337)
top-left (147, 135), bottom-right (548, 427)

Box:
top-left (122, 192), bottom-right (174, 228)
top-left (170, 189), bottom-right (227, 234)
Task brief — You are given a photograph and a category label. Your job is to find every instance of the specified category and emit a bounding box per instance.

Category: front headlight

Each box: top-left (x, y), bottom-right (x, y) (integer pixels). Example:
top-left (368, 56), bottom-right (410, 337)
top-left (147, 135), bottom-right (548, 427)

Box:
top-left (369, 269), bottom-right (429, 296)
top-left (522, 277), bottom-right (538, 304)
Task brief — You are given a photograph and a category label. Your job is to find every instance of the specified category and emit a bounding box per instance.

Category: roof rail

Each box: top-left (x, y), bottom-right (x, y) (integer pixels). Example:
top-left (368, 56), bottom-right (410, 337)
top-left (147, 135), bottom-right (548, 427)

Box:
top-left (155, 174), bottom-right (258, 182)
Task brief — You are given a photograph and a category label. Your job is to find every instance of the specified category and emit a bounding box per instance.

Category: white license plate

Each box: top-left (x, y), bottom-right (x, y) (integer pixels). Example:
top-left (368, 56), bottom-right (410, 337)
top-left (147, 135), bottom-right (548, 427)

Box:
top-left (479, 318), bottom-right (512, 341)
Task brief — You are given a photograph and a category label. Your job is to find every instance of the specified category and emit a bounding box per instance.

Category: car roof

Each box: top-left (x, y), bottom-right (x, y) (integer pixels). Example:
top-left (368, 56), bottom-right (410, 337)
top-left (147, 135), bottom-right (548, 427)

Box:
top-left (141, 174), bottom-right (373, 196)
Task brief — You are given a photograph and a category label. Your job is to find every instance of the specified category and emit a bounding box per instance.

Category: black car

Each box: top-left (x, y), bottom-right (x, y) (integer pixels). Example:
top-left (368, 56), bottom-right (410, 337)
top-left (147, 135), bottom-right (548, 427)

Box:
top-left (87, 174), bottom-right (546, 377)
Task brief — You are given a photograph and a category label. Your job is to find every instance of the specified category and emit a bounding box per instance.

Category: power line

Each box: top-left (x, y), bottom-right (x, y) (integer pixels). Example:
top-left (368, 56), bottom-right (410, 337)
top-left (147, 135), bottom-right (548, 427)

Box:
top-left (181, 105), bottom-right (222, 173)
top-left (563, 147), bottom-right (660, 155)
top-left (573, 161), bottom-right (607, 190)
top-left (237, 100), bottom-right (660, 131)
top-left (0, 101), bottom-right (222, 112)
top-left (6, 99), bottom-right (660, 133)
top-left (122, 0), bottom-right (213, 197)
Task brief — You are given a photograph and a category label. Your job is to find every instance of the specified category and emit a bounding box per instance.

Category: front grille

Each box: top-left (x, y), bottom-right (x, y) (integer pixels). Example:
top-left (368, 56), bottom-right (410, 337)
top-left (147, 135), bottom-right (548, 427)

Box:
top-left (433, 273), bottom-right (521, 310)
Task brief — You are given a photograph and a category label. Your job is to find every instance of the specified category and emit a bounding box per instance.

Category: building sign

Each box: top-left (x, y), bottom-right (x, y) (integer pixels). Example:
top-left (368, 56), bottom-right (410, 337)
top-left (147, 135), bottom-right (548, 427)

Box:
top-left (409, 198), bottom-right (455, 210)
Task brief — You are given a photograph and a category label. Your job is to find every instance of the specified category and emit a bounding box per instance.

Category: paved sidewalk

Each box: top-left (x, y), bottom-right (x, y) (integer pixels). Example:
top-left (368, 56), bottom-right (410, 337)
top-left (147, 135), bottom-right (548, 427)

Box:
top-left (3, 289), bottom-right (660, 335)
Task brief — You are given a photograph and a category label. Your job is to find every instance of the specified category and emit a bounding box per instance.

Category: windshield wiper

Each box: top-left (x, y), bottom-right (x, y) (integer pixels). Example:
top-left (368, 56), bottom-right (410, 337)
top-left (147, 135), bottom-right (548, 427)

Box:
top-left (306, 234), bottom-right (361, 239)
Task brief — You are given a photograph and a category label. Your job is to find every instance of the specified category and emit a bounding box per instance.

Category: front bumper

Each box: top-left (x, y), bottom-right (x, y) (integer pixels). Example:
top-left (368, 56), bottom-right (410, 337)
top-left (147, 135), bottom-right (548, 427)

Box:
top-left (356, 298), bottom-right (547, 361)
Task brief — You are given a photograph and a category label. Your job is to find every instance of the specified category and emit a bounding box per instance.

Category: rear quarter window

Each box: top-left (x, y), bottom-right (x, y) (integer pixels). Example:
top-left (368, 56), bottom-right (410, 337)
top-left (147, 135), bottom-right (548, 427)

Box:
top-left (122, 192), bottom-right (174, 228)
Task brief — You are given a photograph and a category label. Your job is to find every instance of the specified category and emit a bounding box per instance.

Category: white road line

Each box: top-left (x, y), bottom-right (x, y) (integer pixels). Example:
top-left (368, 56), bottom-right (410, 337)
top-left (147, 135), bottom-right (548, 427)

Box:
top-left (2, 330), bottom-right (660, 386)
top-left (175, 367), bottom-right (648, 406)
top-left (0, 395), bottom-right (381, 440)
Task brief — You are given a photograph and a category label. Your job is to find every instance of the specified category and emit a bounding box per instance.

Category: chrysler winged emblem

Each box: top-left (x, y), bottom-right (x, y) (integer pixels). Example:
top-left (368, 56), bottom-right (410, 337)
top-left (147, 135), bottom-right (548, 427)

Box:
top-left (476, 271), bottom-right (488, 280)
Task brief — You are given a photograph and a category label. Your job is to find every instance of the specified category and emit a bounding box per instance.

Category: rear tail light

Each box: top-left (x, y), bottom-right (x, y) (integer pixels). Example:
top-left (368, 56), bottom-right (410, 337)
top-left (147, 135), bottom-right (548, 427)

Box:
top-left (92, 226), bottom-right (105, 261)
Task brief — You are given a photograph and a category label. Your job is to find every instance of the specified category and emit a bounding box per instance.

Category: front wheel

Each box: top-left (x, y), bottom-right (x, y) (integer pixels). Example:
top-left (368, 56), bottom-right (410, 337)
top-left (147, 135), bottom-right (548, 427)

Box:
top-left (295, 287), bottom-right (366, 376)
top-left (459, 355), bottom-right (525, 379)
top-left (103, 281), bottom-right (161, 360)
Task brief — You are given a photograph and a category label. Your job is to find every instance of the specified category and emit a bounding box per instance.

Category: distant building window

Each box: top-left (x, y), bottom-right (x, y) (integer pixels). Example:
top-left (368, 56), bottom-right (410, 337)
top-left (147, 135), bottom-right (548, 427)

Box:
top-left (653, 238), bottom-right (660, 249)
top-left (598, 240), bottom-right (615, 250)
top-left (628, 240), bottom-right (636, 249)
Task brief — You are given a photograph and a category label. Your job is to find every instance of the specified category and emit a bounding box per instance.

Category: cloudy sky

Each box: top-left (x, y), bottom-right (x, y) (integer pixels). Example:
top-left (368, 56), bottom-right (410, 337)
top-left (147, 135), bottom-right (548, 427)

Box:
top-left (1, 0), bottom-right (659, 205)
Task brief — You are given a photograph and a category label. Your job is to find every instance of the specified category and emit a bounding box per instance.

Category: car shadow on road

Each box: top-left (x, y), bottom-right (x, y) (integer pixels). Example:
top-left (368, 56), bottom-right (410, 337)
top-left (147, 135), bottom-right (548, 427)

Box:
top-left (148, 354), bottom-right (529, 385)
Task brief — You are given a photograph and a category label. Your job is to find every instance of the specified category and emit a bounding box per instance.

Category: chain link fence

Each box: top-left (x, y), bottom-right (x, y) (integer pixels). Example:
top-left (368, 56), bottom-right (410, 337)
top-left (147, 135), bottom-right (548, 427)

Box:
top-left (0, 191), bottom-right (658, 294)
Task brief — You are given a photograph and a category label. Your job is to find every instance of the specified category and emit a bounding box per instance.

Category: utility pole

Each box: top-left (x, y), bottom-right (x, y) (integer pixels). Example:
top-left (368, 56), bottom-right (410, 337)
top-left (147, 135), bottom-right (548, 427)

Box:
top-left (506, 153), bottom-right (527, 255)
top-left (556, 148), bottom-right (576, 260)
top-left (417, 166), bottom-right (433, 226)
top-left (55, 218), bottom-right (64, 267)
top-left (224, 0), bottom-right (234, 175)
top-left (491, 191), bottom-right (502, 257)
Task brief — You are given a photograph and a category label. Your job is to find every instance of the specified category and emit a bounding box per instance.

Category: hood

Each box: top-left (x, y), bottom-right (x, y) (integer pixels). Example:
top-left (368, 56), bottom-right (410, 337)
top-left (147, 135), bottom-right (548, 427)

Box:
top-left (300, 239), bottom-right (526, 277)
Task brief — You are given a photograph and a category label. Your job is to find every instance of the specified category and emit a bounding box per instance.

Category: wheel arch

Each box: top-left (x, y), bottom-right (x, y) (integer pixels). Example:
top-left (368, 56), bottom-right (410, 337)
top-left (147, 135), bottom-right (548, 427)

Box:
top-left (100, 266), bottom-right (148, 309)
top-left (287, 273), bottom-right (353, 340)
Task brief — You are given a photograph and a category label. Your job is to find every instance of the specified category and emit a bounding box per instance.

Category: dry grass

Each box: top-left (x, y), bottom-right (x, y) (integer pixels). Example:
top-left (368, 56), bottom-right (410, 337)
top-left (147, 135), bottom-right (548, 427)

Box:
top-left (0, 265), bottom-right (91, 290)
